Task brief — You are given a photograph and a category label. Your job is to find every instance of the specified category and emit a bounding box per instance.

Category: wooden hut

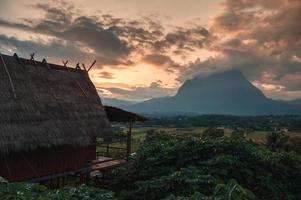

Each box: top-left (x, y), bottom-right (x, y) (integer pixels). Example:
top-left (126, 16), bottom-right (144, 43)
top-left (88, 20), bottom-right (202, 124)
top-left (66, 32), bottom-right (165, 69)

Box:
top-left (0, 53), bottom-right (112, 181)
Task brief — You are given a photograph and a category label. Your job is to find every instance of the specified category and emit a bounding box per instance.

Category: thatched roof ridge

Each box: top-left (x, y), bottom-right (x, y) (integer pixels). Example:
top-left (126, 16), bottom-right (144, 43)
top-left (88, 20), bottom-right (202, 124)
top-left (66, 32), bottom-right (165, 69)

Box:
top-left (0, 54), bottom-right (111, 154)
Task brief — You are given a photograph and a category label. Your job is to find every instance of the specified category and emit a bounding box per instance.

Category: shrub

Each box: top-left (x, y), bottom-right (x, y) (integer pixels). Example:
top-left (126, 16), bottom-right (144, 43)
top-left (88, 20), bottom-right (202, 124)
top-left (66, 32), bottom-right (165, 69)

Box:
top-left (112, 131), bottom-right (301, 200)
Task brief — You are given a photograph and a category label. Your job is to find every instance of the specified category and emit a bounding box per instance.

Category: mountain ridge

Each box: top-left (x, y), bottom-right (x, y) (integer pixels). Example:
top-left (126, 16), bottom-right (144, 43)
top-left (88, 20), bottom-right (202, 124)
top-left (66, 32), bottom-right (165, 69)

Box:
top-left (117, 70), bottom-right (301, 115)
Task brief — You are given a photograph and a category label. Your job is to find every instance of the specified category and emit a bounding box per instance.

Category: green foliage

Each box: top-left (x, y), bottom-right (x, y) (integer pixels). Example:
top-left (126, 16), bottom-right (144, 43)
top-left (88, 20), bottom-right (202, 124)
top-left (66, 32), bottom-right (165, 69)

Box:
top-left (213, 180), bottom-right (255, 200)
top-left (165, 180), bottom-right (255, 200)
top-left (1, 130), bottom-right (300, 200)
top-left (202, 128), bottom-right (224, 139)
top-left (112, 131), bottom-right (301, 200)
top-left (265, 131), bottom-right (290, 151)
top-left (0, 180), bottom-right (115, 200)
top-left (285, 137), bottom-right (301, 153)
top-left (230, 129), bottom-right (245, 139)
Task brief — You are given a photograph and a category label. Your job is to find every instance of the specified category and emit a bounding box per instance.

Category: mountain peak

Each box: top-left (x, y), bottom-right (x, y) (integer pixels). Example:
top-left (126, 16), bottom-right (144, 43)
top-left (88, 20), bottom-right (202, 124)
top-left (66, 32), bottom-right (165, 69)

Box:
top-left (176, 70), bottom-right (253, 98)
top-left (124, 70), bottom-right (301, 115)
top-left (199, 70), bottom-right (246, 83)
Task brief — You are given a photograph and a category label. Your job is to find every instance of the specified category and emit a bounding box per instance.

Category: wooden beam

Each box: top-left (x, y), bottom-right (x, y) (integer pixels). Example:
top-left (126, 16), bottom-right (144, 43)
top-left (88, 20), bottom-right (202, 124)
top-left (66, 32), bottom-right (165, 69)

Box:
top-left (81, 63), bottom-right (87, 71)
top-left (62, 60), bottom-right (88, 97)
top-left (76, 81), bottom-right (88, 98)
top-left (30, 52), bottom-right (37, 66)
top-left (0, 53), bottom-right (17, 99)
top-left (62, 60), bottom-right (68, 67)
top-left (126, 120), bottom-right (133, 161)
top-left (87, 60), bottom-right (96, 72)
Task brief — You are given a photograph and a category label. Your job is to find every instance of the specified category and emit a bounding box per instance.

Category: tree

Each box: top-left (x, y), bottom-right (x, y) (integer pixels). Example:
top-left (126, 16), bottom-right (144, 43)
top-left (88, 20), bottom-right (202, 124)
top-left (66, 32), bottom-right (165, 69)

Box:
top-left (202, 128), bottom-right (224, 139)
top-left (265, 131), bottom-right (290, 151)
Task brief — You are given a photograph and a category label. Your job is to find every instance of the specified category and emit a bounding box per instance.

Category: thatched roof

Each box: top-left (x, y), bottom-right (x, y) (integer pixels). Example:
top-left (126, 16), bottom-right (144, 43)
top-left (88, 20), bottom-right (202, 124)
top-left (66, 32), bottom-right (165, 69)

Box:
top-left (104, 106), bottom-right (148, 122)
top-left (0, 53), bottom-right (111, 154)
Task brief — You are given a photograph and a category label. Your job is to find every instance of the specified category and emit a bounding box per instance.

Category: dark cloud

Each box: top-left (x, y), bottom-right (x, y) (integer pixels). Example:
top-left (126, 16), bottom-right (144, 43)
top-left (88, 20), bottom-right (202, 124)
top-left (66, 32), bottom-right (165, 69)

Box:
top-left (0, 34), bottom-right (86, 63)
top-left (0, 2), bottom-right (130, 66)
top-left (152, 26), bottom-right (211, 54)
top-left (142, 54), bottom-right (184, 72)
top-left (0, 1), bottom-right (210, 69)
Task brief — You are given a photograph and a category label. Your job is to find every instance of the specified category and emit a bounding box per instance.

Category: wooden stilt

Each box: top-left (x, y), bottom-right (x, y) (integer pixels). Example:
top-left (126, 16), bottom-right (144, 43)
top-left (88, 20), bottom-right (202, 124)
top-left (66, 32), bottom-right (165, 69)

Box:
top-left (49, 177), bottom-right (53, 188)
top-left (62, 176), bottom-right (66, 187)
top-left (106, 144), bottom-right (109, 157)
top-left (56, 177), bottom-right (60, 188)
top-left (102, 171), bottom-right (105, 185)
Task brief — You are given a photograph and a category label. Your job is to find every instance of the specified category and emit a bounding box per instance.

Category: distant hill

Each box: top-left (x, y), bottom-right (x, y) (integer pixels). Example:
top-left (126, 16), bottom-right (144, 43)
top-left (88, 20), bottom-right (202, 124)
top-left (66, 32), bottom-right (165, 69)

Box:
top-left (287, 99), bottom-right (301, 106)
top-left (102, 98), bottom-right (135, 107)
top-left (122, 70), bottom-right (301, 115)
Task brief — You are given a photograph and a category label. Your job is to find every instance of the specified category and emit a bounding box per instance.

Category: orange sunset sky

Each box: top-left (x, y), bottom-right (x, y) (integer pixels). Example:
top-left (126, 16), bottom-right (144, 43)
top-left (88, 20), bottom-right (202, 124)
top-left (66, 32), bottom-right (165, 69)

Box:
top-left (0, 0), bottom-right (300, 101)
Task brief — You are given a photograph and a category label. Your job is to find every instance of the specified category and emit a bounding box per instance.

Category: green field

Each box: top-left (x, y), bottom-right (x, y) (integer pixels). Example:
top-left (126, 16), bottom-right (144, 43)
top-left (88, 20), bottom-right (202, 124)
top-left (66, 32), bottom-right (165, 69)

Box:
top-left (98, 126), bottom-right (301, 158)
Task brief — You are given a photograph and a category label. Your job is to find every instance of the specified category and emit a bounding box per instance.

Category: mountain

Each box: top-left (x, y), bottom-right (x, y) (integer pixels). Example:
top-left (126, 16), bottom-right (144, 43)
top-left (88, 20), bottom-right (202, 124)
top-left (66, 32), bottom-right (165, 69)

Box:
top-left (287, 99), bottom-right (301, 106)
top-left (122, 70), bottom-right (301, 115)
top-left (102, 98), bottom-right (135, 107)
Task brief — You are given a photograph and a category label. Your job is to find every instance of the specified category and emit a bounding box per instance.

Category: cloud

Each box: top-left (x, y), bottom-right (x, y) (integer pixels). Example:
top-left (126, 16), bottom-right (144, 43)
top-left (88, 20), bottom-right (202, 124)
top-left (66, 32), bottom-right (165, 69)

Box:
top-left (0, 1), bottom-right (211, 69)
top-left (252, 81), bottom-right (285, 92)
top-left (0, 2), bottom-right (130, 66)
top-left (0, 34), bottom-right (86, 62)
top-left (142, 53), bottom-right (184, 72)
top-left (180, 0), bottom-right (301, 99)
top-left (96, 71), bottom-right (116, 79)
top-left (152, 26), bottom-right (211, 55)
top-left (0, 0), bottom-right (300, 100)
top-left (97, 81), bottom-right (176, 101)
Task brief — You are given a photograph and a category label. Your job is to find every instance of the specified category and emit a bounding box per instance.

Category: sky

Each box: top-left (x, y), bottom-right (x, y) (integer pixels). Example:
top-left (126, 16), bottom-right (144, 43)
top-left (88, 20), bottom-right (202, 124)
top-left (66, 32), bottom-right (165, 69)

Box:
top-left (0, 0), bottom-right (300, 101)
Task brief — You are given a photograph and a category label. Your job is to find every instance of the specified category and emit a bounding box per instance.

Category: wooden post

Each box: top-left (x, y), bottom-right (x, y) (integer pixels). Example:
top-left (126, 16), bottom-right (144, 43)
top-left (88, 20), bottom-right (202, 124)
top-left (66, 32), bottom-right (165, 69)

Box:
top-left (49, 176), bottom-right (53, 188)
top-left (81, 63), bottom-right (87, 71)
top-left (106, 144), bottom-right (109, 157)
top-left (62, 176), bottom-right (66, 187)
top-left (126, 120), bottom-right (133, 161)
top-left (56, 177), bottom-right (60, 188)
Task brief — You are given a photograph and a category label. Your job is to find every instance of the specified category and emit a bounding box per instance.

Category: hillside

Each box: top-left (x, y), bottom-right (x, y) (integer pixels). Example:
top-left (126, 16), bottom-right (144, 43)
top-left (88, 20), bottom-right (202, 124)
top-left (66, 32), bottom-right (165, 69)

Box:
top-left (102, 98), bottom-right (135, 107)
top-left (123, 70), bottom-right (301, 115)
